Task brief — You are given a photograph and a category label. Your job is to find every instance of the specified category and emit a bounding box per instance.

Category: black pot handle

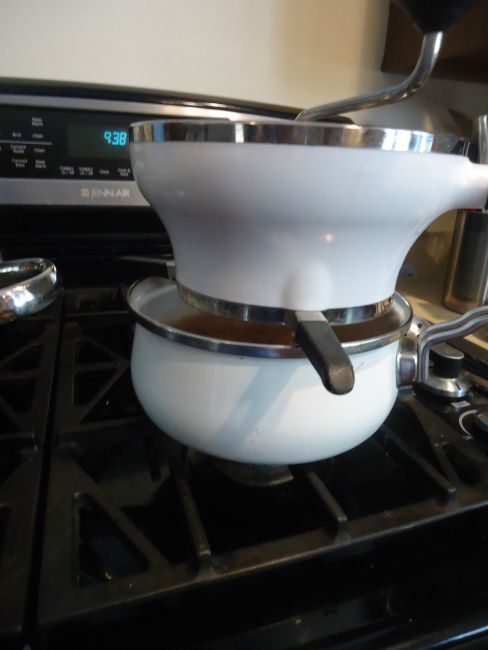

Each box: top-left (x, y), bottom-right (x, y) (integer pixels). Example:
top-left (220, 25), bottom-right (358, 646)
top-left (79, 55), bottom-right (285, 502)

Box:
top-left (294, 312), bottom-right (355, 395)
top-left (394, 0), bottom-right (478, 33)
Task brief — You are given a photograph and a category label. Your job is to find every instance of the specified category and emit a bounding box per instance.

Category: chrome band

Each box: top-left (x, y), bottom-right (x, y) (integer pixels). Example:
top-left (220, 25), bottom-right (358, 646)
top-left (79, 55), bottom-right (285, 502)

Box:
top-left (131, 120), bottom-right (469, 156)
top-left (0, 258), bottom-right (60, 324)
top-left (177, 282), bottom-right (392, 326)
top-left (128, 278), bottom-right (412, 359)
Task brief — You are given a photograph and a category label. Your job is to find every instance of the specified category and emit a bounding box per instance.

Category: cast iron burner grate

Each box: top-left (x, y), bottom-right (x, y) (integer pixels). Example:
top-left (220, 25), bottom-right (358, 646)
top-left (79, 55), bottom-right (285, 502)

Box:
top-left (0, 301), bottom-right (60, 649)
top-left (37, 287), bottom-right (488, 649)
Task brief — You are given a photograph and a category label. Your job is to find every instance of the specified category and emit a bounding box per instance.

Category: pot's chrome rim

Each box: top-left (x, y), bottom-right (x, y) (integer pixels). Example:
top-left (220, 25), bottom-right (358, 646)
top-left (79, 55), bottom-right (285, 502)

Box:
top-left (128, 277), bottom-right (413, 358)
top-left (177, 282), bottom-right (393, 326)
top-left (131, 120), bottom-right (470, 156)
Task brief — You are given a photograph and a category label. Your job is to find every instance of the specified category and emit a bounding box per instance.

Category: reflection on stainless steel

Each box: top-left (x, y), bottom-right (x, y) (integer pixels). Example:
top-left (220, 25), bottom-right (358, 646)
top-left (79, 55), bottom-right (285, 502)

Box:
top-left (473, 114), bottom-right (488, 165)
top-left (443, 115), bottom-right (488, 313)
top-left (465, 371), bottom-right (488, 393)
top-left (421, 372), bottom-right (471, 399)
top-left (296, 32), bottom-right (443, 121)
top-left (0, 258), bottom-right (60, 324)
top-left (0, 92), bottom-right (280, 122)
top-left (128, 278), bottom-right (412, 359)
top-left (131, 117), bottom-right (469, 156)
top-left (396, 335), bottom-right (418, 387)
top-left (177, 282), bottom-right (393, 326)
top-left (443, 210), bottom-right (488, 313)
top-left (474, 407), bottom-right (488, 433)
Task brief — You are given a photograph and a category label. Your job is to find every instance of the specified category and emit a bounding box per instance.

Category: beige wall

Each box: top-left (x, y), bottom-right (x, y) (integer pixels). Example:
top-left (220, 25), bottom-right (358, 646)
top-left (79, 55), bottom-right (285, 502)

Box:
top-left (0, 0), bottom-right (389, 107)
top-left (1, 0), bottom-right (485, 128)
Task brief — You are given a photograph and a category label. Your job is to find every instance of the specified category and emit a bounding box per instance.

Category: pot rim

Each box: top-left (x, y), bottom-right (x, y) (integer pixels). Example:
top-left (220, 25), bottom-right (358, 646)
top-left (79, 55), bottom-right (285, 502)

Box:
top-left (128, 277), bottom-right (413, 359)
top-left (130, 120), bottom-right (469, 156)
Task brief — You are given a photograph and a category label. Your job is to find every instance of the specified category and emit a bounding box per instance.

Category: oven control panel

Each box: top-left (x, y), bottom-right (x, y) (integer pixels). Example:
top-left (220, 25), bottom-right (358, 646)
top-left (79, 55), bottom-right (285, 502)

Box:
top-left (0, 86), bottom-right (281, 206)
top-left (0, 107), bottom-right (138, 182)
top-left (0, 100), bottom-right (154, 205)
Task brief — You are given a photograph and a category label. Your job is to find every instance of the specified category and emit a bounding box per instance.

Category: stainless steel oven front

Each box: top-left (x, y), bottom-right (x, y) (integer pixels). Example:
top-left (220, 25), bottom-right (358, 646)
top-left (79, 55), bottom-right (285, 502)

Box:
top-left (0, 82), bottom-right (293, 207)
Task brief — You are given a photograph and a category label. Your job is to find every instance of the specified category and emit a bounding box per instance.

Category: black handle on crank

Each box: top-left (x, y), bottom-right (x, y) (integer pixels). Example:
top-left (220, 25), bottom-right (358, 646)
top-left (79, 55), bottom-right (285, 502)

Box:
top-left (394, 0), bottom-right (478, 32)
top-left (295, 317), bottom-right (355, 395)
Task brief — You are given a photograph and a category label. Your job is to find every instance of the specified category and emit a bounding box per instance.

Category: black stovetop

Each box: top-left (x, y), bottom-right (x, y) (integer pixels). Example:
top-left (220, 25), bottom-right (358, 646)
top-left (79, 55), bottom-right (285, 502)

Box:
top-left (4, 260), bottom-right (488, 649)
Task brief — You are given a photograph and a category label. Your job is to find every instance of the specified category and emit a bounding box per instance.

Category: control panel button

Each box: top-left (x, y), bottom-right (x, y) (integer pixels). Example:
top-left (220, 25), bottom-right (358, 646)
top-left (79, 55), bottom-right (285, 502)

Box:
top-left (117, 167), bottom-right (131, 178)
top-left (59, 165), bottom-right (75, 176)
top-left (10, 144), bottom-right (27, 155)
top-left (79, 166), bottom-right (94, 177)
top-left (11, 157), bottom-right (28, 169)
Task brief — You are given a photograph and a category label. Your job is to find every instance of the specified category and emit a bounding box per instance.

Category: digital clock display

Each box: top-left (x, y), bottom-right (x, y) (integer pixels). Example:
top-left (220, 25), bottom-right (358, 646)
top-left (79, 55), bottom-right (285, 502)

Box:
top-left (67, 124), bottom-right (130, 159)
top-left (103, 130), bottom-right (128, 146)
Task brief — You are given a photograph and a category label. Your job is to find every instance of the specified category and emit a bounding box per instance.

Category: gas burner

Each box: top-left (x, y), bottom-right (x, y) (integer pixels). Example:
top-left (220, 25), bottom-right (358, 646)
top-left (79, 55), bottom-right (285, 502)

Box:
top-left (183, 447), bottom-right (295, 487)
top-left (211, 457), bottom-right (294, 487)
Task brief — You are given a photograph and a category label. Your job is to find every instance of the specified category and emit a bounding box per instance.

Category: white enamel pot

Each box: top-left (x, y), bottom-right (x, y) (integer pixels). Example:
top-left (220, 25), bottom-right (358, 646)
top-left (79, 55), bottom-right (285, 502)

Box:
top-left (130, 121), bottom-right (488, 316)
top-left (129, 278), bottom-right (413, 465)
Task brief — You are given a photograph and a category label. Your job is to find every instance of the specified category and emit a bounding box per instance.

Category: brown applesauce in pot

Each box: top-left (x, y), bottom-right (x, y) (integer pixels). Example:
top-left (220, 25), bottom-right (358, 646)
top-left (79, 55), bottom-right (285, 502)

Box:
top-left (168, 307), bottom-right (400, 347)
top-left (166, 298), bottom-right (402, 346)
top-left (168, 313), bottom-right (295, 346)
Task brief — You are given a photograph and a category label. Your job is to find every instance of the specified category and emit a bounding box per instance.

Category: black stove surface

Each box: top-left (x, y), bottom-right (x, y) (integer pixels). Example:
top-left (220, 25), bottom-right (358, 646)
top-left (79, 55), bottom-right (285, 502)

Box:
top-left (3, 263), bottom-right (488, 648)
top-left (0, 301), bottom-right (59, 649)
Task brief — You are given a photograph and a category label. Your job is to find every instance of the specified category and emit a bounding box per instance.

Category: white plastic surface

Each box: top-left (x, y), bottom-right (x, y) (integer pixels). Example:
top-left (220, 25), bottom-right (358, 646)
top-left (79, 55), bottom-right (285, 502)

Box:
top-left (131, 141), bottom-right (488, 311)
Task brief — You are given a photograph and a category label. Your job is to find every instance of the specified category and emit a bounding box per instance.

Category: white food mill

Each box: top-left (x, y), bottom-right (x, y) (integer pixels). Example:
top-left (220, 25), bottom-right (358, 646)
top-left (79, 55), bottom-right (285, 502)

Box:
top-left (127, 0), bottom-right (488, 464)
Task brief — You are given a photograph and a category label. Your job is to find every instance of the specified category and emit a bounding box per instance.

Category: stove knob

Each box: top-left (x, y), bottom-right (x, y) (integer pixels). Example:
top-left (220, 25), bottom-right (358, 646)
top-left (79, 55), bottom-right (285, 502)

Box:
top-left (430, 343), bottom-right (464, 378)
top-left (418, 342), bottom-right (471, 399)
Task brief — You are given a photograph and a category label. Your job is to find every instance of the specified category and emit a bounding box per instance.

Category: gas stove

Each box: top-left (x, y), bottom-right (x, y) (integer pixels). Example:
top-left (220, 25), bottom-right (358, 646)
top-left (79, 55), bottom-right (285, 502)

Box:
top-left (3, 271), bottom-right (488, 649)
top-left (2, 81), bottom-right (488, 650)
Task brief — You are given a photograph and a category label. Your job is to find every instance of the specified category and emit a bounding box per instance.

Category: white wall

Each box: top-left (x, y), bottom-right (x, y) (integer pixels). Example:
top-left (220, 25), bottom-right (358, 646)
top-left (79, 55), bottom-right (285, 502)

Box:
top-left (1, 0), bottom-right (485, 130)
top-left (0, 0), bottom-right (389, 107)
